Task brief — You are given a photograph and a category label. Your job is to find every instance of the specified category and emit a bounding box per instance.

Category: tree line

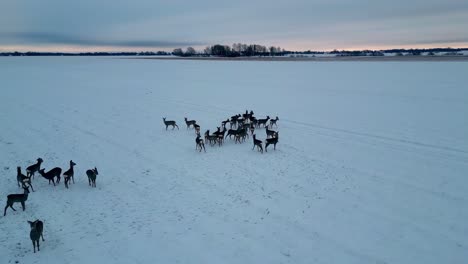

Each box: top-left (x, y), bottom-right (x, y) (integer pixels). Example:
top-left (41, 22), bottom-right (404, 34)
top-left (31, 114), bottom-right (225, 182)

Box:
top-left (173, 43), bottom-right (285, 57)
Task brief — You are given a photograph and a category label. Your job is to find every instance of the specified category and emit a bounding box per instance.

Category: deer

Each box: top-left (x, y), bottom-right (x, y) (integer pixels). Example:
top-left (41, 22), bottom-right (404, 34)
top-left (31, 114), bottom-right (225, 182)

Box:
top-left (194, 123), bottom-right (201, 135)
top-left (221, 118), bottom-right (230, 130)
top-left (269, 116), bottom-right (279, 127)
top-left (217, 128), bottom-right (226, 146)
top-left (250, 117), bottom-right (258, 128)
top-left (28, 220), bottom-right (45, 253)
top-left (195, 135), bottom-right (206, 152)
top-left (250, 123), bottom-right (255, 136)
top-left (235, 128), bottom-right (248, 144)
top-left (86, 167), bottom-right (98, 187)
top-left (206, 134), bottom-right (219, 146)
top-left (4, 186), bottom-right (30, 216)
top-left (63, 160), bottom-right (76, 189)
top-left (225, 127), bottom-right (241, 140)
top-left (230, 114), bottom-right (241, 129)
top-left (252, 134), bottom-right (263, 153)
top-left (184, 117), bottom-right (197, 129)
top-left (265, 132), bottom-right (279, 152)
top-left (26, 158), bottom-right (43, 179)
top-left (257, 116), bottom-right (270, 128)
top-left (38, 167), bottom-right (62, 186)
top-left (265, 127), bottom-right (277, 138)
top-left (163, 118), bottom-right (179, 130)
top-left (17, 167), bottom-right (34, 192)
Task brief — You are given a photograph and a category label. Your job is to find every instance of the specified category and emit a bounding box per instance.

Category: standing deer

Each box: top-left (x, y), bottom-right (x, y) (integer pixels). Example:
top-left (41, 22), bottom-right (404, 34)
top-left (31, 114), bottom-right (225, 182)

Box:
top-left (4, 186), bottom-right (30, 216)
top-left (269, 116), bottom-right (279, 127)
top-left (63, 160), bottom-right (76, 189)
top-left (87, 167), bottom-right (98, 187)
top-left (184, 117), bottom-right (197, 129)
top-left (265, 127), bottom-right (277, 138)
top-left (257, 116), bottom-right (270, 128)
top-left (265, 132), bottom-right (279, 152)
top-left (252, 134), bottom-right (263, 153)
top-left (195, 135), bottom-right (206, 152)
top-left (163, 118), bottom-right (179, 130)
top-left (194, 123), bottom-right (201, 135)
top-left (39, 167), bottom-right (62, 185)
top-left (17, 167), bottom-right (34, 192)
top-left (26, 158), bottom-right (43, 179)
top-left (28, 220), bottom-right (45, 253)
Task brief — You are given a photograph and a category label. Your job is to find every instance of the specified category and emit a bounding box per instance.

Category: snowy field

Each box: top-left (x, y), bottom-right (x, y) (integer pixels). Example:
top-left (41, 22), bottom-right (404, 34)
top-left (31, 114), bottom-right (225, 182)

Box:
top-left (0, 57), bottom-right (467, 264)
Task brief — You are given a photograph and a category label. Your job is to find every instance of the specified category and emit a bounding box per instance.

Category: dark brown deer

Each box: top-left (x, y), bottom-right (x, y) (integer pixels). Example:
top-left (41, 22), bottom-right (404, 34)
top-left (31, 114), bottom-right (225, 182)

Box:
top-left (265, 132), bottom-right (279, 152)
top-left (26, 158), bottom-right (43, 179)
top-left (195, 135), bottom-right (206, 152)
top-left (257, 116), bottom-right (270, 128)
top-left (28, 220), bottom-right (45, 253)
top-left (63, 160), bottom-right (76, 189)
top-left (265, 127), bottom-right (277, 138)
top-left (184, 117), bottom-right (197, 129)
top-left (4, 186), bottom-right (30, 216)
top-left (194, 123), bottom-right (201, 135)
top-left (38, 167), bottom-right (62, 186)
top-left (269, 116), bottom-right (279, 127)
top-left (163, 118), bottom-right (179, 130)
top-left (17, 167), bottom-right (34, 192)
top-left (86, 167), bottom-right (98, 187)
top-left (252, 134), bottom-right (263, 153)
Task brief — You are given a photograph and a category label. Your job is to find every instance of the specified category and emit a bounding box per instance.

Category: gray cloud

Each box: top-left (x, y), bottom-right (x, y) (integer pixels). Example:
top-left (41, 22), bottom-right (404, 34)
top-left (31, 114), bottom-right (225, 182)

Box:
top-left (0, 32), bottom-right (203, 48)
top-left (1, 0), bottom-right (467, 50)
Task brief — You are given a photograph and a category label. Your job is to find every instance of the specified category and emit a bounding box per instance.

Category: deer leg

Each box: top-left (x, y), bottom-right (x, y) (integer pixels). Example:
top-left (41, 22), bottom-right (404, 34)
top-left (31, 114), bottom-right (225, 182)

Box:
top-left (37, 239), bottom-right (40, 251)
top-left (29, 182), bottom-right (35, 192)
top-left (33, 241), bottom-right (36, 253)
top-left (72, 175), bottom-right (75, 184)
top-left (265, 143), bottom-right (269, 152)
top-left (21, 201), bottom-right (25, 211)
top-left (41, 232), bottom-right (45, 241)
top-left (4, 205), bottom-right (8, 216)
top-left (10, 204), bottom-right (17, 211)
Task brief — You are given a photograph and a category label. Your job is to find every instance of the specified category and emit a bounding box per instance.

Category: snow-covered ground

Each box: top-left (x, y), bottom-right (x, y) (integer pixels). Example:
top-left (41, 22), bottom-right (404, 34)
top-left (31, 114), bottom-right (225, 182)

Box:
top-left (0, 57), bottom-right (467, 264)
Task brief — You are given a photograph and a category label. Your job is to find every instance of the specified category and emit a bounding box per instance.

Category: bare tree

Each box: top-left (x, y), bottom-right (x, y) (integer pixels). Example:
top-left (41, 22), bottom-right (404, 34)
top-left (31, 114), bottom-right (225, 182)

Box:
top-left (173, 48), bottom-right (184, 56)
top-left (186, 47), bottom-right (196, 56)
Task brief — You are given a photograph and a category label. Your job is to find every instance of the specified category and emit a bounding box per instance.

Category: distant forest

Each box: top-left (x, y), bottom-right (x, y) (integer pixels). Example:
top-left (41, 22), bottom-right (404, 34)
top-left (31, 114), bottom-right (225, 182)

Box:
top-left (1, 44), bottom-right (467, 57)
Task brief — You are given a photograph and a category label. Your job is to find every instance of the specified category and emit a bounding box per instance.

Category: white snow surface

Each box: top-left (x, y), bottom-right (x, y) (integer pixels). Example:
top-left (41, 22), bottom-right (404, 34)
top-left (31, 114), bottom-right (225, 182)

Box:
top-left (0, 57), bottom-right (467, 264)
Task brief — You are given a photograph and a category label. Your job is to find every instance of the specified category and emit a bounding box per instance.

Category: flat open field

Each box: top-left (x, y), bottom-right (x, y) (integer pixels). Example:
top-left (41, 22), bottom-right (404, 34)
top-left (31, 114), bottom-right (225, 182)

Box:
top-left (0, 57), bottom-right (467, 264)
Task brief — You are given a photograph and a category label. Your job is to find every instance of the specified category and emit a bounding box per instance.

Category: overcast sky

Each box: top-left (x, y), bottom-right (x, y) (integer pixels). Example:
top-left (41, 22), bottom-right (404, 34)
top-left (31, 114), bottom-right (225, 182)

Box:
top-left (1, 0), bottom-right (467, 51)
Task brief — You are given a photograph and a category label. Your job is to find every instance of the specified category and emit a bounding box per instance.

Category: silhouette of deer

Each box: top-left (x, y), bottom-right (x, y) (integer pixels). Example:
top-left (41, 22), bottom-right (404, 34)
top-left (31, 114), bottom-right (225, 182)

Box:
top-left (250, 123), bottom-right (255, 135)
top-left (63, 160), bottom-right (76, 189)
top-left (163, 118), bottom-right (179, 130)
top-left (86, 167), bottom-right (98, 187)
top-left (265, 132), bottom-right (279, 152)
top-left (257, 116), bottom-right (270, 128)
top-left (26, 158), bottom-right (43, 179)
top-left (269, 116), bottom-right (279, 127)
top-left (28, 220), bottom-right (45, 253)
top-left (4, 186), bottom-right (30, 216)
top-left (38, 167), bottom-right (62, 186)
top-left (195, 135), bottom-right (206, 152)
top-left (194, 123), bottom-right (201, 135)
top-left (17, 167), bottom-right (34, 192)
top-left (252, 134), bottom-right (263, 153)
top-left (265, 127), bottom-right (277, 138)
top-left (184, 117), bottom-right (197, 129)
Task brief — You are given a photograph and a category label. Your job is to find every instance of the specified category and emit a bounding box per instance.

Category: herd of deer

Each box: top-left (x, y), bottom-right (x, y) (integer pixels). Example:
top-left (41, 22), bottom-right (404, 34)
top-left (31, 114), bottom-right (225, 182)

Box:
top-left (3, 157), bottom-right (99, 253)
top-left (163, 110), bottom-right (279, 154)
